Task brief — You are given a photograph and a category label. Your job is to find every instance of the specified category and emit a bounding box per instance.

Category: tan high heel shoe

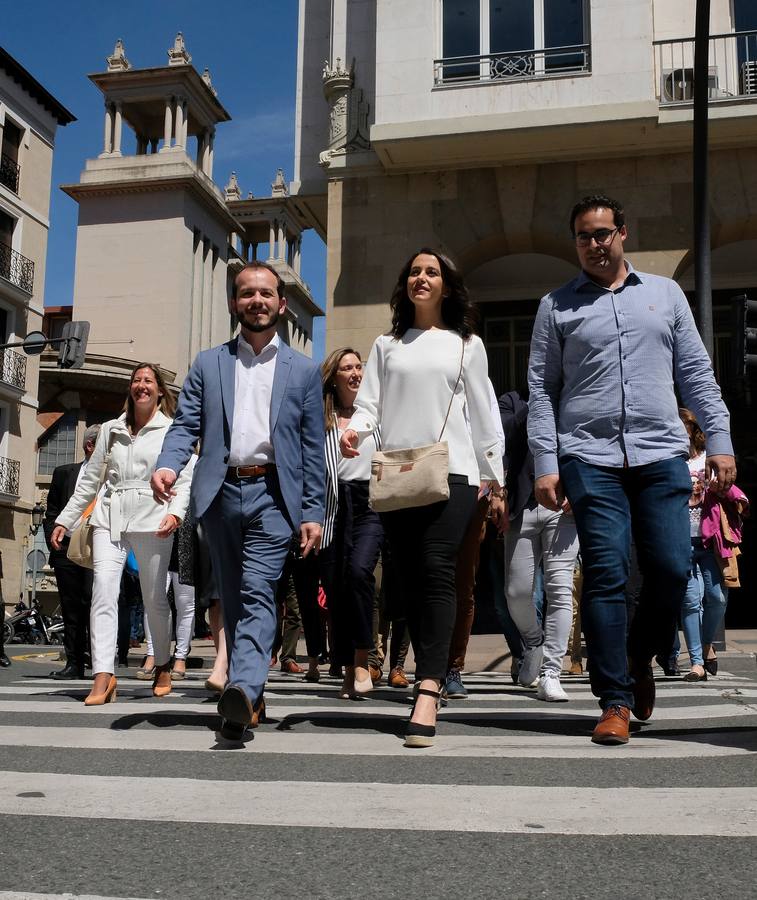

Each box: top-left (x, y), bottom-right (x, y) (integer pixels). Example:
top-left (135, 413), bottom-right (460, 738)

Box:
top-left (152, 663), bottom-right (172, 698)
top-left (84, 674), bottom-right (117, 706)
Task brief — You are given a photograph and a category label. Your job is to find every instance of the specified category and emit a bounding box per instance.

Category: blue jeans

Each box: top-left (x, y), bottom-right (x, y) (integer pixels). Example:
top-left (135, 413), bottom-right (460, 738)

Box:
top-left (681, 538), bottom-right (728, 666)
top-left (560, 456), bottom-right (692, 710)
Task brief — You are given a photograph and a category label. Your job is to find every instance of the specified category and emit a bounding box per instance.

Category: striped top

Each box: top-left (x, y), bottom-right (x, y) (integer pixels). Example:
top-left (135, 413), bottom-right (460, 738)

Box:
top-left (322, 421), bottom-right (381, 549)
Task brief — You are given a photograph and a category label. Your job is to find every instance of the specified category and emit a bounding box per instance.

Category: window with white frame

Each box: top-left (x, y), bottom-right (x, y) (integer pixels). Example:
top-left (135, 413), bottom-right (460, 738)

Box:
top-left (438, 0), bottom-right (589, 84)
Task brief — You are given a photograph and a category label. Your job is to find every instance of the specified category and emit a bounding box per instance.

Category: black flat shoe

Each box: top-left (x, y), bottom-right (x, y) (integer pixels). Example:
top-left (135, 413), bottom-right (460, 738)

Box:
top-left (0, 653), bottom-right (10, 668)
top-left (655, 655), bottom-right (681, 677)
top-left (219, 719), bottom-right (249, 741)
top-left (683, 669), bottom-right (708, 682)
top-left (404, 686), bottom-right (441, 748)
top-left (704, 657), bottom-right (718, 676)
top-left (50, 664), bottom-right (84, 680)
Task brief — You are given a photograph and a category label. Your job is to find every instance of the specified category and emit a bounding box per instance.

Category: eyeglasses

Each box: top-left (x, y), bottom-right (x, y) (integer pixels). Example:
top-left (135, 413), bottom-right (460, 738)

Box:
top-left (575, 228), bottom-right (619, 247)
top-left (337, 363), bottom-right (362, 373)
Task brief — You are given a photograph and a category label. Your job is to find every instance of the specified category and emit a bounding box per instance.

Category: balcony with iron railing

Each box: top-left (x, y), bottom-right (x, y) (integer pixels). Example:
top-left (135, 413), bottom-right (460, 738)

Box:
top-left (0, 455), bottom-right (20, 500)
top-left (0, 241), bottom-right (34, 295)
top-left (433, 43), bottom-right (591, 87)
top-left (654, 30), bottom-right (757, 105)
top-left (0, 347), bottom-right (26, 395)
top-left (0, 152), bottom-right (20, 194)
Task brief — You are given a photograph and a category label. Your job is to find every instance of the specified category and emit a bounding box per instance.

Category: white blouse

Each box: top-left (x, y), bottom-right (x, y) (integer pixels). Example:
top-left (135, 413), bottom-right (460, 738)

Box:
top-left (348, 329), bottom-right (504, 486)
top-left (337, 426), bottom-right (374, 482)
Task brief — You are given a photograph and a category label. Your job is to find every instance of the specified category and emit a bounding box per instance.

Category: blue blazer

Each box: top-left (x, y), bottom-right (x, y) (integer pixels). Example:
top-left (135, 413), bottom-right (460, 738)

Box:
top-left (156, 337), bottom-right (326, 529)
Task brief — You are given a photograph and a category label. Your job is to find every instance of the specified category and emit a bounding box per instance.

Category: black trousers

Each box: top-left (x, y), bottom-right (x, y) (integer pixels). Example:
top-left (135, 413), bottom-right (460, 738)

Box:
top-left (274, 550), bottom-right (325, 661)
top-left (320, 480), bottom-right (383, 667)
top-left (381, 477), bottom-right (477, 681)
top-left (52, 560), bottom-right (93, 671)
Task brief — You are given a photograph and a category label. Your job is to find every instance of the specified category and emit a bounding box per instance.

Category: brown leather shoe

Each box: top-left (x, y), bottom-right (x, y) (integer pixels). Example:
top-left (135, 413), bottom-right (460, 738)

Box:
top-left (280, 659), bottom-right (303, 674)
top-left (567, 660), bottom-right (583, 676)
top-left (218, 684), bottom-right (254, 725)
top-left (629, 658), bottom-right (655, 721)
top-left (369, 665), bottom-right (383, 685)
top-left (251, 696), bottom-right (267, 728)
top-left (388, 666), bottom-right (410, 688)
top-left (591, 705), bottom-right (631, 744)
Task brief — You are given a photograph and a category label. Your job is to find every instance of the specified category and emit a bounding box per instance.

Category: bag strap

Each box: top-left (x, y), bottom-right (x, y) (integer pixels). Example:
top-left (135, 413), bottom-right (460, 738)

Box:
top-left (94, 429), bottom-right (118, 495)
top-left (437, 337), bottom-right (465, 443)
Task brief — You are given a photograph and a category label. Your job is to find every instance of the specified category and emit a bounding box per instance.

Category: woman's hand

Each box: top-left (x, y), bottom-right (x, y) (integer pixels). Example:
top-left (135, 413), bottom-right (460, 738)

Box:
top-left (489, 493), bottom-right (509, 534)
top-left (50, 525), bottom-right (68, 551)
top-left (155, 514), bottom-right (180, 538)
top-left (339, 428), bottom-right (360, 459)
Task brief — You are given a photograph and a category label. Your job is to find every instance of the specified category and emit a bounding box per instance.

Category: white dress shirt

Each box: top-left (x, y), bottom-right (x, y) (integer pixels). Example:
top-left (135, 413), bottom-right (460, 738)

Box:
top-left (228, 331), bottom-right (279, 466)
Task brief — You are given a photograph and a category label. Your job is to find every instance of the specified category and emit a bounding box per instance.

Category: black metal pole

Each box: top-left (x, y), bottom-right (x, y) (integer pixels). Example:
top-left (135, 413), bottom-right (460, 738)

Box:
top-left (693, 0), bottom-right (714, 359)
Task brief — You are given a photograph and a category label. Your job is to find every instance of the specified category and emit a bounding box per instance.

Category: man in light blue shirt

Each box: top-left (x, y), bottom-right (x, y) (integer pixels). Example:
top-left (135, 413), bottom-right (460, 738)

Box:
top-left (527, 195), bottom-right (736, 745)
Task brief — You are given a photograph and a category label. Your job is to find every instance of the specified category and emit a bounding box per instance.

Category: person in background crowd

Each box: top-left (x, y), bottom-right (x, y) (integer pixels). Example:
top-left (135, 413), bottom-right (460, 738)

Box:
top-left (444, 379), bottom-right (506, 700)
top-left (496, 386), bottom-right (579, 701)
top-left (194, 519), bottom-right (228, 695)
top-left (341, 248), bottom-right (503, 747)
top-left (369, 544), bottom-right (411, 689)
top-left (152, 261), bottom-right (325, 740)
top-left (43, 424), bottom-right (100, 679)
top-left (321, 347), bottom-right (383, 699)
top-left (528, 194), bottom-right (736, 744)
top-left (273, 546), bottom-right (324, 681)
top-left (51, 363), bottom-right (193, 705)
top-left (679, 407), bottom-right (748, 682)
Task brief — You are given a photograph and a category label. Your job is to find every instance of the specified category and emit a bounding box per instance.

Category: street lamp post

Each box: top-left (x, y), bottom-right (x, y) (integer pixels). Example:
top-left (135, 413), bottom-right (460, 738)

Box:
top-left (29, 502), bottom-right (45, 608)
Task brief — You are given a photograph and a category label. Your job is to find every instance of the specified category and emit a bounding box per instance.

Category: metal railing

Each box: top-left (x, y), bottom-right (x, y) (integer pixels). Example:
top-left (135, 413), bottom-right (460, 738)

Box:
top-left (654, 30), bottom-right (757, 104)
top-left (0, 347), bottom-right (26, 391)
top-left (434, 43), bottom-right (591, 86)
top-left (0, 241), bottom-right (34, 295)
top-left (0, 152), bottom-right (20, 194)
top-left (0, 456), bottom-right (20, 498)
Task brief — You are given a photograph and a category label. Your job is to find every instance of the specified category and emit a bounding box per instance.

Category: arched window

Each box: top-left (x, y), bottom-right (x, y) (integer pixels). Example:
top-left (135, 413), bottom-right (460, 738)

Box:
top-left (38, 412), bottom-right (78, 475)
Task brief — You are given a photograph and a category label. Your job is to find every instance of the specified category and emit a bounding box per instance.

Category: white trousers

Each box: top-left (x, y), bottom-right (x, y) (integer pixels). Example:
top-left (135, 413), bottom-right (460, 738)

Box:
top-left (505, 505), bottom-right (579, 677)
top-left (145, 571), bottom-right (195, 660)
top-left (91, 527), bottom-right (174, 673)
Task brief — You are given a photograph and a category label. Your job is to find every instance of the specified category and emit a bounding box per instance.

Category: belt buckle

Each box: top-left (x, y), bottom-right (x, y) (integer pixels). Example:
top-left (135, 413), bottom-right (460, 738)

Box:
top-left (235, 465), bottom-right (245, 479)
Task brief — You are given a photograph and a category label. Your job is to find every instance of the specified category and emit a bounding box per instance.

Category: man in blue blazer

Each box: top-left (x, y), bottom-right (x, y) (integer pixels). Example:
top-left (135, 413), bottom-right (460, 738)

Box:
top-left (151, 261), bottom-right (325, 739)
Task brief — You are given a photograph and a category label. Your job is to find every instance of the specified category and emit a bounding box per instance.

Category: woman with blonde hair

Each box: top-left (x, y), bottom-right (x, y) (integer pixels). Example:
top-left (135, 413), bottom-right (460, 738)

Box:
top-left (51, 363), bottom-right (194, 705)
top-left (320, 347), bottom-right (383, 697)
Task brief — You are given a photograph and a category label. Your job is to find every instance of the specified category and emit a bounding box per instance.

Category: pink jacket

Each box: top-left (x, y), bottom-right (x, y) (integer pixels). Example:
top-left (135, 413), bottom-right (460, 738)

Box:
top-left (701, 484), bottom-right (749, 560)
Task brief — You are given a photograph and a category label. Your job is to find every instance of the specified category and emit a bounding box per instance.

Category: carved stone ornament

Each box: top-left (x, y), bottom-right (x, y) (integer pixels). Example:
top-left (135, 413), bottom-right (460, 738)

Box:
top-left (320, 57), bottom-right (371, 167)
top-left (106, 38), bottom-right (131, 72)
top-left (224, 171), bottom-right (242, 200)
top-left (271, 168), bottom-right (288, 197)
top-left (202, 68), bottom-right (218, 97)
top-left (168, 32), bottom-right (192, 66)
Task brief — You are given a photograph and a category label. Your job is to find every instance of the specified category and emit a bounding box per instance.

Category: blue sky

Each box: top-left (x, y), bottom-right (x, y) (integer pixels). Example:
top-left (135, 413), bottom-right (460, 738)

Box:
top-left (2, 0), bottom-right (327, 358)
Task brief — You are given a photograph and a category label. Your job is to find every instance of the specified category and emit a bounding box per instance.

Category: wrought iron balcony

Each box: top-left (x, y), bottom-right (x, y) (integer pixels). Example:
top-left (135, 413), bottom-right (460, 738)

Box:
top-left (0, 455), bottom-right (20, 498)
top-left (0, 241), bottom-right (34, 295)
top-left (434, 44), bottom-right (591, 86)
top-left (0, 347), bottom-right (26, 392)
top-left (655, 30), bottom-right (757, 105)
top-left (0, 152), bottom-right (20, 194)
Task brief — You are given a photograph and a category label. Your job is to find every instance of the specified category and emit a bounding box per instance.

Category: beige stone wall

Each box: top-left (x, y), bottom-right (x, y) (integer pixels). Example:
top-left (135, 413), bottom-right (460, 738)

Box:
top-left (19, 131), bottom-right (54, 220)
top-left (325, 147), bottom-right (757, 354)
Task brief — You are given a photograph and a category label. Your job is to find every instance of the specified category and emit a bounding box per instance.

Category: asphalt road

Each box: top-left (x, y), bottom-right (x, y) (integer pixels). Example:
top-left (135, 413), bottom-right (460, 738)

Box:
top-left (1, 646), bottom-right (755, 900)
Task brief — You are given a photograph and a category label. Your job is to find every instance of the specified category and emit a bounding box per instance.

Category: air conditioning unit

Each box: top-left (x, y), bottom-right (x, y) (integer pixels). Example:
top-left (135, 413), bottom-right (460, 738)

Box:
top-left (661, 66), bottom-right (718, 102)
top-left (741, 61), bottom-right (757, 95)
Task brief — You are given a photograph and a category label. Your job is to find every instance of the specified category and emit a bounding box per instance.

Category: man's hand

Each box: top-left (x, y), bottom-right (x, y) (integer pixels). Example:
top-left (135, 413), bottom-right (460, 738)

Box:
top-left (535, 474), bottom-right (565, 512)
top-left (151, 468), bottom-right (177, 504)
top-left (50, 525), bottom-right (67, 551)
top-left (155, 514), bottom-right (180, 539)
top-left (705, 454), bottom-right (737, 493)
top-left (489, 494), bottom-right (509, 534)
top-left (339, 429), bottom-right (360, 459)
top-left (299, 522), bottom-right (322, 557)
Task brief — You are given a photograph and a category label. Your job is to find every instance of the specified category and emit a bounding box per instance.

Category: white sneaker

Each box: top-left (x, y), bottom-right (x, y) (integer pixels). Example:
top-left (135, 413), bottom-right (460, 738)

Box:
top-left (536, 674), bottom-right (569, 702)
top-left (518, 644), bottom-right (544, 687)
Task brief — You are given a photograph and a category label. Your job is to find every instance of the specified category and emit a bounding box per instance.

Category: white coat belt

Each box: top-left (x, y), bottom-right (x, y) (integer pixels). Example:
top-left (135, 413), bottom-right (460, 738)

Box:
top-left (108, 480), bottom-right (153, 541)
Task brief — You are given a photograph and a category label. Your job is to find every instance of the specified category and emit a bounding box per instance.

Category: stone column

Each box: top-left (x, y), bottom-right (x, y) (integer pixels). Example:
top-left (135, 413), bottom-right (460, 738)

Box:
top-left (174, 97), bottom-right (185, 150)
top-left (207, 128), bottom-right (215, 178)
top-left (268, 220), bottom-right (276, 260)
top-left (294, 234), bottom-right (302, 275)
top-left (101, 102), bottom-right (113, 156)
top-left (277, 221), bottom-right (286, 261)
top-left (161, 98), bottom-right (173, 151)
top-left (181, 99), bottom-right (189, 149)
top-left (111, 102), bottom-right (123, 156)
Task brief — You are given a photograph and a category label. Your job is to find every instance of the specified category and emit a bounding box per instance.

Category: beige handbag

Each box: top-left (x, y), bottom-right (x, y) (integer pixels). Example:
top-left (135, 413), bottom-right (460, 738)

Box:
top-left (369, 339), bottom-right (465, 513)
top-left (67, 432), bottom-right (116, 569)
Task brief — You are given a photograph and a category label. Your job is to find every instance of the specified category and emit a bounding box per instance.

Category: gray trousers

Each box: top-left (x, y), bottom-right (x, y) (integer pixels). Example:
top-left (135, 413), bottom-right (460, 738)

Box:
top-left (504, 505), bottom-right (579, 677)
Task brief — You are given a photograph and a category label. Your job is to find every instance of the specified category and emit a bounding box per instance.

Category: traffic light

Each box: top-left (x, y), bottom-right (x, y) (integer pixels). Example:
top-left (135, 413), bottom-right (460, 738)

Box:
top-left (57, 320), bottom-right (90, 369)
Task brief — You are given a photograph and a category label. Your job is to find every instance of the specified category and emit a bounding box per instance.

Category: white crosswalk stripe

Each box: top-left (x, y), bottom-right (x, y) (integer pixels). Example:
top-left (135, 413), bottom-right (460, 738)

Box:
top-left (1, 663), bottom-right (756, 842)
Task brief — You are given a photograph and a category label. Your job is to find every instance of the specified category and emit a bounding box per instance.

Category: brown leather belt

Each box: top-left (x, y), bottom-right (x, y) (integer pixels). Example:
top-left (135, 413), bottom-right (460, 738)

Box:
top-left (226, 464), bottom-right (275, 481)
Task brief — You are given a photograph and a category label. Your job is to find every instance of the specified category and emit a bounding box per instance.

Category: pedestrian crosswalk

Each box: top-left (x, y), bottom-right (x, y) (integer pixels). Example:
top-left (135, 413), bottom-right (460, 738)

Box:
top-left (1, 662), bottom-right (756, 895)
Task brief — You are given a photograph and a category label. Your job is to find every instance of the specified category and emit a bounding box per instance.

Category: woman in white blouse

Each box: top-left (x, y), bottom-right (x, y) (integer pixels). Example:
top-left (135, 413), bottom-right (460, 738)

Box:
top-left (321, 347), bottom-right (383, 698)
top-left (51, 363), bottom-right (193, 705)
top-left (341, 249), bottom-right (504, 747)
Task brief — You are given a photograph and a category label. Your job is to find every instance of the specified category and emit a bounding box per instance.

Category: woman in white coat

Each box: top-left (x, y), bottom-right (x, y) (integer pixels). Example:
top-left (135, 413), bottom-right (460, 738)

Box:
top-left (51, 363), bottom-right (193, 705)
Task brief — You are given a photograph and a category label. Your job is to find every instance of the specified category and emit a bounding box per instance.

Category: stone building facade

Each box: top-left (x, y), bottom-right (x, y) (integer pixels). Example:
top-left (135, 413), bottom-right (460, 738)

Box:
top-left (0, 46), bottom-right (73, 609)
top-left (293, 0), bottom-right (757, 623)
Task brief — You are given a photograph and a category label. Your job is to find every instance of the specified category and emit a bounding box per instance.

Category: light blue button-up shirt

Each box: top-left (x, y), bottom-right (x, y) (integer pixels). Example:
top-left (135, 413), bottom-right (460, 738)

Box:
top-left (527, 262), bottom-right (733, 478)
